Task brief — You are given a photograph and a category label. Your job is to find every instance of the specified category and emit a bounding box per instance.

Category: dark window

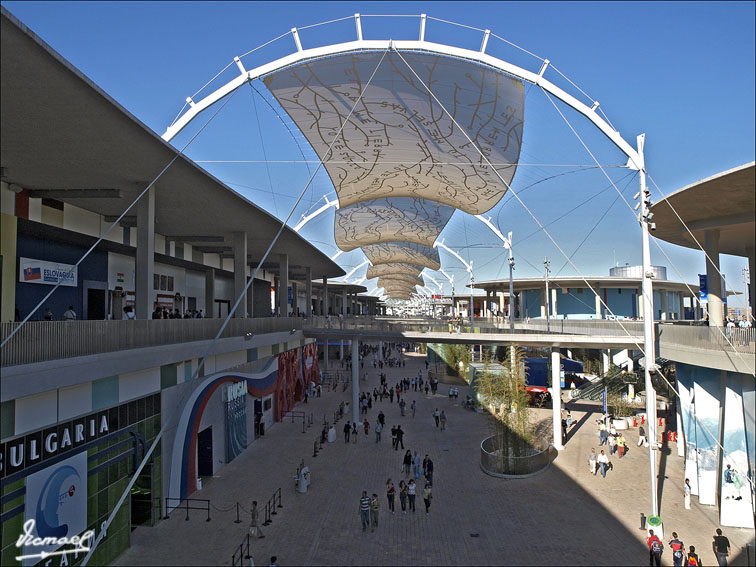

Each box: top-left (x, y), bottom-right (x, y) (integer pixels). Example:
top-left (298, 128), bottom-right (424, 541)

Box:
top-left (263, 398), bottom-right (272, 411)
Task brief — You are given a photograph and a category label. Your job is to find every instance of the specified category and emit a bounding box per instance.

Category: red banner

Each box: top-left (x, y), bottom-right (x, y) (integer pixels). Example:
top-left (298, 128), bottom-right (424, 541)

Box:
top-left (302, 342), bottom-right (319, 388)
top-left (275, 348), bottom-right (302, 421)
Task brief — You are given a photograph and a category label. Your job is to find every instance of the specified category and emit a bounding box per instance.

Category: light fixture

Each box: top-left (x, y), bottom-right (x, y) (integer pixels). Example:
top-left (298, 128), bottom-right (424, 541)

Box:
top-left (244, 332), bottom-right (254, 340)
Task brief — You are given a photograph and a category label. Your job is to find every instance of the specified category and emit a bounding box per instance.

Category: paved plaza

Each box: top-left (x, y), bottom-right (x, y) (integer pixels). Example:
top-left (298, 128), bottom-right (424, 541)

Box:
top-left (114, 349), bottom-right (754, 566)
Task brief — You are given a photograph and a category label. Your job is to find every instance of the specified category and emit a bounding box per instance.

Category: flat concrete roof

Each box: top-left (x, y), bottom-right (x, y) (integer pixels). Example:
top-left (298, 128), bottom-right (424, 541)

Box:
top-left (649, 162), bottom-right (755, 257)
top-left (470, 276), bottom-right (699, 295)
top-left (0, 9), bottom-right (344, 281)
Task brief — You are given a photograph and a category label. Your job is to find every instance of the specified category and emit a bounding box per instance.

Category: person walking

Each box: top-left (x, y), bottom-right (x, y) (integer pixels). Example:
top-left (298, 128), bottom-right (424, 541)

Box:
top-left (440, 411), bottom-right (447, 431)
top-left (638, 423), bottom-right (648, 447)
top-left (249, 500), bottom-right (265, 539)
top-left (412, 451), bottom-right (421, 479)
top-left (422, 483), bottom-right (432, 514)
top-left (63, 305), bottom-right (77, 320)
top-left (588, 448), bottom-right (598, 475)
top-left (433, 408), bottom-right (440, 427)
top-left (344, 421), bottom-right (351, 443)
top-left (411, 400), bottom-right (417, 418)
top-left (617, 433), bottom-right (626, 458)
top-left (403, 450), bottom-right (412, 477)
top-left (712, 528), bottom-right (730, 566)
top-left (608, 432), bottom-right (617, 456)
top-left (686, 546), bottom-right (701, 566)
top-left (385, 479), bottom-right (395, 514)
top-left (364, 419), bottom-right (370, 436)
top-left (648, 529), bottom-right (663, 567)
top-left (369, 493), bottom-right (380, 532)
top-left (399, 398), bottom-right (406, 416)
top-left (668, 532), bottom-right (685, 567)
top-left (375, 421), bottom-right (383, 443)
top-left (398, 480), bottom-right (408, 514)
top-left (391, 426), bottom-right (398, 449)
top-left (396, 425), bottom-right (405, 450)
top-left (598, 420), bottom-right (607, 445)
top-left (359, 491), bottom-right (371, 531)
top-left (425, 455), bottom-right (434, 485)
top-left (408, 479), bottom-right (417, 512)
top-left (684, 478), bottom-right (692, 510)
top-left (597, 449), bottom-right (609, 478)
top-left (352, 421), bottom-right (358, 444)
top-left (378, 411), bottom-right (385, 428)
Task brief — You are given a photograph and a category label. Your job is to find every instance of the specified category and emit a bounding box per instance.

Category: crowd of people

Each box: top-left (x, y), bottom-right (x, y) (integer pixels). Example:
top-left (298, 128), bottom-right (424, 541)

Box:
top-left (647, 527), bottom-right (730, 567)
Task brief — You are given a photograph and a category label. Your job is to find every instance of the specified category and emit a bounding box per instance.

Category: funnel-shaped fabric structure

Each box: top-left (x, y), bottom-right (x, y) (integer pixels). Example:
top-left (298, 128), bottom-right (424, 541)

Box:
top-left (366, 263), bottom-right (425, 280)
top-left (264, 50), bottom-right (524, 297)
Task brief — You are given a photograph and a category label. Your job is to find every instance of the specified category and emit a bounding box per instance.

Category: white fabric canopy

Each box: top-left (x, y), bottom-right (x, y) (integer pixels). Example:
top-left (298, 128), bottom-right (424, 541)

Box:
top-left (264, 50), bottom-right (524, 298)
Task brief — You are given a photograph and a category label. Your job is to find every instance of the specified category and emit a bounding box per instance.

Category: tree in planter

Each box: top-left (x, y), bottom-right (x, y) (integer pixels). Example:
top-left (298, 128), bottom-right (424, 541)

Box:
top-left (441, 342), bottom-right (471, 377)
top-left (475, 347), bottom-right (533, 469)
top-left (607, 391), bottom-right (641, 418)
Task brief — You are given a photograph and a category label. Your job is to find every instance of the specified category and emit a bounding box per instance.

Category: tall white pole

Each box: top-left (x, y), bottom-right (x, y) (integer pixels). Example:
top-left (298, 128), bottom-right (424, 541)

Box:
top-left (551, 347), bottom-right (563, 449)
top-left (637, 134), bottom-right (659, 518)
top-left (508, 233), bottom-right (515, 334)
top-left (352, 338), bottom-right (360, 424)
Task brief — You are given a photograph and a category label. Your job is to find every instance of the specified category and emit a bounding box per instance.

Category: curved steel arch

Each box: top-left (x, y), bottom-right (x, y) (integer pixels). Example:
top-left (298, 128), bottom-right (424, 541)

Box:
top-left (161, 37), bottom-right (641, 169)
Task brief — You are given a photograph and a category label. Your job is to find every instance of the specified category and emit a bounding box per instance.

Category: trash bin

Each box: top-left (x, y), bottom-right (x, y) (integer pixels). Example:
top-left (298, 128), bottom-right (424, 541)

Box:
top-left (297, 467), bottom-right (310, 493)
top-left (327, 426), bottom-right (336, 443)
top-left (196, 477), bottom-right (202, 491)
top-left (259, 421), bottom-right (265, 436)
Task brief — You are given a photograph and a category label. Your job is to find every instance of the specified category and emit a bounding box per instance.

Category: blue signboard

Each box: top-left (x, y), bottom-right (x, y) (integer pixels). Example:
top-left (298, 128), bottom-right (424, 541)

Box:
top-left (602, 388), bottom-right (607, 414)
top-left (699, 274), bottom-right (708, 304)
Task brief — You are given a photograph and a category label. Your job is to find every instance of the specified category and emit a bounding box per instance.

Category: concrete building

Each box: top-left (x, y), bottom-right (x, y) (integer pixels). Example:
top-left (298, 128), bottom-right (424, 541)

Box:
top-left (0, 11), bottom-right (340, 566)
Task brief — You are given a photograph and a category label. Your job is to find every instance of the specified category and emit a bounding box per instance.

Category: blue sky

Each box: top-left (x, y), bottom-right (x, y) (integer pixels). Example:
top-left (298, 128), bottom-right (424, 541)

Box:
top-left (3, 1), bottom-right (754, 305)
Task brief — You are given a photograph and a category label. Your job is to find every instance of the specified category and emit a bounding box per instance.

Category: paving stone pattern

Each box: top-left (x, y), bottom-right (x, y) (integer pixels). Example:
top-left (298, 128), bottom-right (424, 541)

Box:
top-left (114, 350), bottom-right (754, 566)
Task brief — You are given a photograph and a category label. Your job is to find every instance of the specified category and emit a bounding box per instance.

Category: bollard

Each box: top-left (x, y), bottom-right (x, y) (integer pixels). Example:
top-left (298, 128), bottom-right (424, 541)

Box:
top-left (271, 496), bottom-right (277, 516)
top-left (244, 533), bottom-right (251, 559)
top-left (263, 502), bottom-right (272, 525)
top-left (234, 501), bottom-right (242, 523)
top-left (639, 512), bottom-right (646, 530)
top-left (185, 499), bottom-right (190, 521)
top-left (641, 415), bottom-right (645, 424)
top-left (277, 487), bottom-right (283, 508)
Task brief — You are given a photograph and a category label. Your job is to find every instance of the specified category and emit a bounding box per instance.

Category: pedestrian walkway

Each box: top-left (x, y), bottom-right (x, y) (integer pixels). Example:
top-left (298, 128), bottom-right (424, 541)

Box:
top-left (114, 348), bottom-right (753, 566)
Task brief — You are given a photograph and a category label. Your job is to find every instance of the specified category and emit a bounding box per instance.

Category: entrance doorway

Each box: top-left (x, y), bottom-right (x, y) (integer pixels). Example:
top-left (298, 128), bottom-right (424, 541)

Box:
top-left (197, 427), bottom-right (213, 477)
top-left (87, 288), bottom-right (106, 319)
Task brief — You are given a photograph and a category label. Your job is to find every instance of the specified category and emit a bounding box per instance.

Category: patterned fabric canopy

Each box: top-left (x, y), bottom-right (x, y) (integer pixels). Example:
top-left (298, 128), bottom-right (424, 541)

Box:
top-left (265, 50), bottom-right (524, 297)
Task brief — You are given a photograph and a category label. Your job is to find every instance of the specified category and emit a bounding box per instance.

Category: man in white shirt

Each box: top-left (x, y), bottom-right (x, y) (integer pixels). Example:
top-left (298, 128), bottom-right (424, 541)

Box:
top-left (63, 306), bottom-right (77, 320)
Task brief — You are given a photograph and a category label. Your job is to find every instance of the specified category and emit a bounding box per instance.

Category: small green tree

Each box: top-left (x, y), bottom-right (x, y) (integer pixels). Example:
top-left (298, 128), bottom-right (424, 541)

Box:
top-left (475, 347), bottom-right (533, 463)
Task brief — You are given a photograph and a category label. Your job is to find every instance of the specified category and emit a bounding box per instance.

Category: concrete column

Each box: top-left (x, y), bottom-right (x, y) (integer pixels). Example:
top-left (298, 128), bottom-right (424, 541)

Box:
top-left (499, 292), bottom-right (505, 316)
top-left (602, 350), bottom-right (610, 375)
top-left (233, 232), bottom-right (247, 317)
top-left (352, 339), bottom-right (360, 423)
top-left (540, 289), bottom-right (547, 318)
top-left (342, 287), bottom-right (347, 317)
top-left (205, 268), bottom-right (215, 318)
top-left (279, 254), bottom-right (289, 318)
top-left (659, 289), bottom-right (667, 321)
top-left (595, 292), bottom-right (602, 319)
top-left (306, 267), bottom-right (312, 318)
top-left (323, 277), bottom-right (328, 315)
top-left (340, 340), bottom-right (344, 360)
top-left (637, 289), bottom-right (643, 320)
top-left (551, 347), bottom-right (563, 449)
top-left (551, 288), bottom-right (558, 318)
top-left (135, 186), bottom-right (155, 319)
top-left (705, 229), bottom-right (724, 327)
top-left (292, 281), bottom-right (298, 316)
top-left (247, 276), bottom-right (254, 318)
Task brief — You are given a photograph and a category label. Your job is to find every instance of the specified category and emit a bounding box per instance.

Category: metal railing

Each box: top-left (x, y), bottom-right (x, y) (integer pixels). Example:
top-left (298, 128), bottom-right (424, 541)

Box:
top-left (480, 436), bottom-right (555, 477)
top-left (1, 317), bottom-right (303, 367)
top-left (658, 324), bottom-right (755, 354)
top-left (163, 497), bottom-right (211, 522)
top-left (514, 319), bottom-right (645, 337)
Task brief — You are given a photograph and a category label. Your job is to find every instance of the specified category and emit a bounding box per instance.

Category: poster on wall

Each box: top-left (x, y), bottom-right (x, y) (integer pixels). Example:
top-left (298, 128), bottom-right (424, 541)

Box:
top-left (693, 371), bottom-right (722, 506)
top-left (20, 451), bottom-right (88, 566)
top-left (224, 381), bottom-right (247, 463)
top-left (720, 377), bottom-right (755, 528)
top-left (19, 258), bottom-right (77, 287)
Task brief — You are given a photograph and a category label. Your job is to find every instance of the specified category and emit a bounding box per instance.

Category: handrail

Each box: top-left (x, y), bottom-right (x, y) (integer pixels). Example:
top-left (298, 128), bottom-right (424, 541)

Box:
top-left (0, 317), bottom-right (303, 367)
top-left (163, 497), bottom-right (211, 522)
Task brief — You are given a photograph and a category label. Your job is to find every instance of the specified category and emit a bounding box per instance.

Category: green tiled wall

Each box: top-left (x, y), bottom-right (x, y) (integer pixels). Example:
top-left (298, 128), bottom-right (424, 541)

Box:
top-left (0, 401), bottom-right (161, 567)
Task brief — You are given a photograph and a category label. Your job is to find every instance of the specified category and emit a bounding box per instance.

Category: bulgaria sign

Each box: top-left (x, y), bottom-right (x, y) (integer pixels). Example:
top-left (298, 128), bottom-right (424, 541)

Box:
top-left (19, 258), bottom-right (77, 287)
